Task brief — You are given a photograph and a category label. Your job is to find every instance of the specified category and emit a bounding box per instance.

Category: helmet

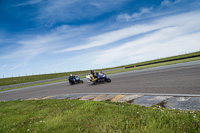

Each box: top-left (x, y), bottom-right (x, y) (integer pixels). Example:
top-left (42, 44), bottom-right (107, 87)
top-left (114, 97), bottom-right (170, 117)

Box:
top-left (90, 70), bottom-right (94, 74)
top-left (70, 74), bottom-right (72, 76)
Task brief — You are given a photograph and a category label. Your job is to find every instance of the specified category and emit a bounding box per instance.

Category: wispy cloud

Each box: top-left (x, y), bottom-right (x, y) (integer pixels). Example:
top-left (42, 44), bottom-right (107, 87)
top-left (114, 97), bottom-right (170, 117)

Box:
top-left (0, 64), bottom-right (7, 70)
top-left (161, 0), bottom-right (180, 7)
top-left (8, 64), bottom-right (24, 71)
top-left (0, 24), bottom-right (92, 66)
top-left (117, 7), bottom-right (152, 21)
top-left (116, 0), bottom-right (197, 22)
top-left (92, 11), bottom-right (200, 65)
top-left (56, 9), bottom-right (200, 53)
top-left (36, 0), bottom-right (130, 26)
top-left (55, 23), bottom-right (165, 53)
top-left (14, 0), bottom-right (42, 6)
top-left (0, 37), bottom-right (53, 61)
top-left (0, 33), bottom-right (64, 63)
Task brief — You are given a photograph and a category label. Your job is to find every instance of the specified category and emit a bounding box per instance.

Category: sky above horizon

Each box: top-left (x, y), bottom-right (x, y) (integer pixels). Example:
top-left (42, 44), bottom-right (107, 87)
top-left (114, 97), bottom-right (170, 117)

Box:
top-left (0, 0), bottom-right (200, 78)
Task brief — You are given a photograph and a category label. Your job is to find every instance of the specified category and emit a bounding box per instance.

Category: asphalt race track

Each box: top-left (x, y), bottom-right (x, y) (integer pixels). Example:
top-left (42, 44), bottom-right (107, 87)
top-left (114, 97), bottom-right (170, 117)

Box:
top-left (0, 61), bottom-right (200, 101)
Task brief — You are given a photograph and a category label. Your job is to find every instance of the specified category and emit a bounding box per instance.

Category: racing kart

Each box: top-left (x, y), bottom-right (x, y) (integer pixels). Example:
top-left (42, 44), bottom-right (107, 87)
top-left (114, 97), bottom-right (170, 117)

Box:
top-left (86, 73), bottom-right (111, 85)
top-left (68, 76), bottom-right (83, 85)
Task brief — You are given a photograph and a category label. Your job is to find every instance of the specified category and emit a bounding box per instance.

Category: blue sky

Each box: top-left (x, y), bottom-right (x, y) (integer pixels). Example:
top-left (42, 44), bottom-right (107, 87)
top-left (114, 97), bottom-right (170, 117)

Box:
top-left (0, 0), bottom-right (200, 78)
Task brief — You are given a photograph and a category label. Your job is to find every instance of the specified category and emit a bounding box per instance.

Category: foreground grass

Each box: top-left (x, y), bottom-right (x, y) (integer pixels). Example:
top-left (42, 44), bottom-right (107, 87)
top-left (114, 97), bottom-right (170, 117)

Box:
top-left (0, 100), bottom-right (199, 133)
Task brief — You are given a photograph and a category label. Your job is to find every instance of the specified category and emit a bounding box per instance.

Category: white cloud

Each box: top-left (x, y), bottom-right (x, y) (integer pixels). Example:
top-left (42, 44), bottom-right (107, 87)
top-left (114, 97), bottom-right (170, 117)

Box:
top-left (116, 0), bottom-right (195, 22)
top-left (132, 8), bottom-right (151, 17)
top-left (0, 24), bottom-right (95, 75)
top-left (161, 0), bottom-right (181, 7)
top-left (56, 10), bottom-right (200, 53)
top-left (0, 33), bottom-right (64, 63)
top-left (35, 0), bottom-right (130, 26)
top-left (56, 22), bottom-right (164, 53)
top-left (161, 0), bottom-right (172, 6)
top-left (0, 32), bottom-right (64, 74)
top-left (0, 24), bottom-right (87, 59)
top-left (117, 7), bottom-right (152, 21)
top-left (14, 0), bottom-right (42, 6)
top-left (8, 64), bottom-right (24, 71)
top-left (49, 10), bottom-right (200, 70)
top-left (92, 11), bottom-right (200, 65)
top-left (0, 64), bottom-right (7, 70)
top-left (0, 37), bottom-right (54, 60)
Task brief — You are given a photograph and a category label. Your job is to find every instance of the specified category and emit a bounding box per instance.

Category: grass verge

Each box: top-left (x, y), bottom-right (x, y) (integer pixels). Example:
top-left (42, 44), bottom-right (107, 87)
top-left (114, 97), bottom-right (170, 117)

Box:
top-left (0, 99), bottom-right (199, 133)
top-left (0, 79), bottom-right (67, 92)
top-left (124, 51), bottom-right (200, 68)
top-left (0, 71), bottom-right (90, 87)
top-left (105, 56), bottom-right (200, 75)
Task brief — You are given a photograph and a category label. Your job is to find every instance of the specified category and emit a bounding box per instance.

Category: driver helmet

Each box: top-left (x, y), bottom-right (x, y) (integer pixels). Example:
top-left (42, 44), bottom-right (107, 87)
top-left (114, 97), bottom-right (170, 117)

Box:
top-left (90, 70), bottom-right (94, 74)
top-left (70, 74), bottom-right (72, 76)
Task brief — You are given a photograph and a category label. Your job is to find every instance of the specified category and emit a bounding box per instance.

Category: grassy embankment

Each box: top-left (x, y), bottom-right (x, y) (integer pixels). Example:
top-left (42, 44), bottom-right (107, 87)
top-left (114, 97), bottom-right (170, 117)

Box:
top-left (124, 51), bottom-right (200, 68)
top-left (0, 51), bottom-right (200, 92)
top-left (105, 55), bottom-right (200, 75)
top-left (0, 99), bottom-right (199, 133)
top-left (0, 71), bottom-right (89, 87)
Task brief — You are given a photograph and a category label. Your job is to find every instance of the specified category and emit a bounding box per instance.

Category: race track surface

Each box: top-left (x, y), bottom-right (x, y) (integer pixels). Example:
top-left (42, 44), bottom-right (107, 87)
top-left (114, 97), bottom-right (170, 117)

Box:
top-left (1, 61), bottom-right (200, 101)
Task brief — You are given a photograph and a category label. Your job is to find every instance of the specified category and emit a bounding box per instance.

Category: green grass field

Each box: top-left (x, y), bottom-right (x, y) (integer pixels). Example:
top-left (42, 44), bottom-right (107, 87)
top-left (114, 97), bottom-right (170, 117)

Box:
top-left (0, 51), bottom-right (200, 87)
top-left (0, 99), bottom-right (199, 133)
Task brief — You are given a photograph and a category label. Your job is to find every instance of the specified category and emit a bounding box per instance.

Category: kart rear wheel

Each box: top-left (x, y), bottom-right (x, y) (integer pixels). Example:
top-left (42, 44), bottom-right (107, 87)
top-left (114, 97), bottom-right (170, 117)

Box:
top-left (80, 80), bottom-right (84, 83)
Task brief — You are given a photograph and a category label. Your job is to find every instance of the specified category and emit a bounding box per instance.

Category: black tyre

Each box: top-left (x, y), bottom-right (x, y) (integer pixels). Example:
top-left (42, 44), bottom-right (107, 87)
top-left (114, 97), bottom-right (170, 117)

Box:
top-left (93, 81), bottom-right (97, 85)
top-left (69, 81), bottom-right (74, 85)
top-left (80, 80), bottom-right (84, 83)
top-left (106, 78), bottom-right (111, 83)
